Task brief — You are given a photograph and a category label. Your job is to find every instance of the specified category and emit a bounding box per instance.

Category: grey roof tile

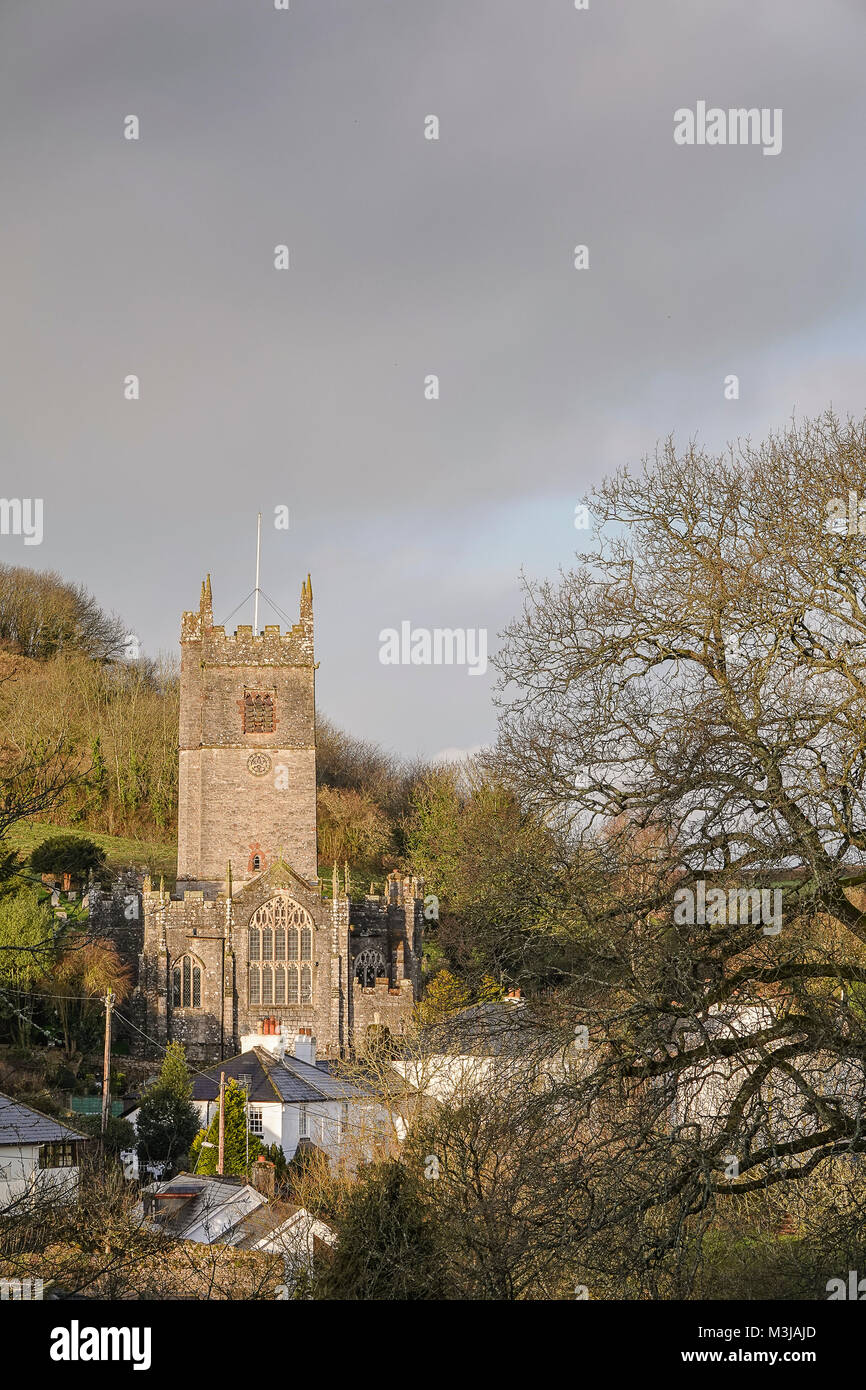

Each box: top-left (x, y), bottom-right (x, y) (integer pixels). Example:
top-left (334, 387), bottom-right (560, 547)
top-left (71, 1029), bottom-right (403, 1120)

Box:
top-left (0, 1091), bottom-right (87, 1146)
top-left (190, 1049), bottom-right (368, 1106)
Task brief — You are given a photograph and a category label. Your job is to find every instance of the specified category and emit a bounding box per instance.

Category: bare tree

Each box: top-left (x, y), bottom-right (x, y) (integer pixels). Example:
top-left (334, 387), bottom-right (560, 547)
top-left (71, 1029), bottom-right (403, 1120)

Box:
top-left (484, 411), bottom-right (866, 1271)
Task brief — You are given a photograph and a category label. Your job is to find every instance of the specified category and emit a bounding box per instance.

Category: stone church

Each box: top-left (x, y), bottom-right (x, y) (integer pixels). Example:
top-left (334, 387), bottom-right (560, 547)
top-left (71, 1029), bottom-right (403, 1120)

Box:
top-left (94, 575), bottom-right (424, 1064)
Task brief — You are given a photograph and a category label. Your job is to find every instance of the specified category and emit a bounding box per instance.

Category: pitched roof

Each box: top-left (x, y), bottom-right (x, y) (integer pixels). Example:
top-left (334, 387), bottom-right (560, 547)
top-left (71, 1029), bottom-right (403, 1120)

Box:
top-left (227, 1198), bottom-right (302, 1249)
top-left (190, 1049), bottom-right (369, 1106)
top-left (420, 1000), bottom-right (544, 1057)
top-left (141, 1173), bottom-right (266, 1243)
top-left (0, 1091), bottom-right (87, 1146)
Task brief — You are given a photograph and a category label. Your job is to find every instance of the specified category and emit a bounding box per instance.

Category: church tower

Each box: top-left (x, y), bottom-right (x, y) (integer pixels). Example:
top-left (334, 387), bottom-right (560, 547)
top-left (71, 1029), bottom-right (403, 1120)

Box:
top-left (102, 567), bottom-right (426, 1064)
top-left (177, 575), bottom-right (318, 888)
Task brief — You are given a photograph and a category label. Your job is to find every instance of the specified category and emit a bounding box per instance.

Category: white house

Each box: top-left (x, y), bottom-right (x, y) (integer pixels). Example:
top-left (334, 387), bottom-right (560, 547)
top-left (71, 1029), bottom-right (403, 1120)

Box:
top-left (392, 995), bottom-right (582, 1101)
top-left (190, 1026), bottom-right (387, 1166)
top-left (668, 1001), bottom-right (866, 1145)
top-left (140, 1172), bottom-right (335, 1279)
top-left (0, 1091), bottom-right (88, 1208)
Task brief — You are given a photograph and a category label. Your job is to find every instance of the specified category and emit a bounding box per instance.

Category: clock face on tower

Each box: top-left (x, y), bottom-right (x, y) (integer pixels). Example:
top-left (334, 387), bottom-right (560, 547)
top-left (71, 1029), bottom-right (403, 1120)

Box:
top-left (247, 752), bottom-right (272, 777)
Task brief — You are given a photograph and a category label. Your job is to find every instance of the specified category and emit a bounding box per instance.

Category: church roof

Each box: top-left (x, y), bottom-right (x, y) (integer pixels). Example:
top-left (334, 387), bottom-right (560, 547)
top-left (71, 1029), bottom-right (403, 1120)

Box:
top-left (191, 1049), bottom-right (369, 1106)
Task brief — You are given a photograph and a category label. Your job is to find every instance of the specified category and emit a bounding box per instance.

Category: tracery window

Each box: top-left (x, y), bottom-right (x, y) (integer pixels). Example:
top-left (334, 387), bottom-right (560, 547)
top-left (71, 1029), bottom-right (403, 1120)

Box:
top-left (354, 948), bottom-right (387, 989)
top-left (248, 897), bottom-right (315, 1008)
top-left (172, 955), bottom-right (203, 1009)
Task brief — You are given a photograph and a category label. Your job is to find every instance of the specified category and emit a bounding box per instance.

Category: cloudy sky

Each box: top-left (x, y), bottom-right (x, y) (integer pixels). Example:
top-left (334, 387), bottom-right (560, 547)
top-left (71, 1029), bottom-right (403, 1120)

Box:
top-left (2, 0), bottom-right (865, 758)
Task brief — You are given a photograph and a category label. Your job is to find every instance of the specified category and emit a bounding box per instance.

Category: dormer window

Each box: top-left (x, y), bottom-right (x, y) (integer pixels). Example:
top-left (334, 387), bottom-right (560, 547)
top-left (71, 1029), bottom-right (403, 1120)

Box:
top-left (244, 692), bottom-right (274, 734)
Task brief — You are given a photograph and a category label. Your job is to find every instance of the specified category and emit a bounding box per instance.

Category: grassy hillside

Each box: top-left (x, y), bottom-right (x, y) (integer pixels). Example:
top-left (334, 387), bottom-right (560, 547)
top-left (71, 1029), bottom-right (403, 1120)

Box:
top-left (5, 820), bottom-right (177, 883)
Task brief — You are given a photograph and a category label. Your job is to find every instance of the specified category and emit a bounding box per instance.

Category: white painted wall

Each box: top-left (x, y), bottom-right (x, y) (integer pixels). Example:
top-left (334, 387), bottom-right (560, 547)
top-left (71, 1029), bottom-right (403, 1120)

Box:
top-left (0, 1143), bottom-right (80, 1207)
top-left (194, 1094), bottom-right (391, 1165)
top-left (198, 1098), bottom-right (283, 1152)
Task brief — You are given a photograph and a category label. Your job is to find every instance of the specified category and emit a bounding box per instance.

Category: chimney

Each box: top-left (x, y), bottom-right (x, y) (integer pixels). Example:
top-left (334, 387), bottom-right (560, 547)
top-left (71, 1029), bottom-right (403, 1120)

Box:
top-left (294, 1026), bottom-right (317, 1067)
top-left (250, 1156), bottom-right (275, 1199)
top-left (241, 1020), bottom-right (287, 1058)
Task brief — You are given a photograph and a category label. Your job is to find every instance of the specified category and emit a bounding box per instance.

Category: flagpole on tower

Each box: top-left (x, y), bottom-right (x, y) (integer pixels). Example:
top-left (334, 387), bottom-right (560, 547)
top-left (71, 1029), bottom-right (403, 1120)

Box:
top-left (253, 511), bottom-right (262, 633)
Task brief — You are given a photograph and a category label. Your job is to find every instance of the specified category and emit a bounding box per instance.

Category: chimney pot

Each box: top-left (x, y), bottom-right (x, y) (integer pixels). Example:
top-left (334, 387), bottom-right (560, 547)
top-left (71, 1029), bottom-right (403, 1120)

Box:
top-left (294, 1028), bottom-right (317, 1066)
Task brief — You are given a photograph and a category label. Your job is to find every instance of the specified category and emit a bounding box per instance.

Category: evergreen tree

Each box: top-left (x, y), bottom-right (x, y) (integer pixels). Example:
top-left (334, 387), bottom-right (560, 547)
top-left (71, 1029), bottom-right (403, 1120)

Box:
top-left (316, 1160), bottom-right (446, 1300)
top-left (30, 833), bottom-right (106, 880)
top-left (136, 1041), bottom-right (200, 1177)
top-left (189, 1078), bottom-right (263, 1177)
top-left (0, 888), bottom-right (55, 1043)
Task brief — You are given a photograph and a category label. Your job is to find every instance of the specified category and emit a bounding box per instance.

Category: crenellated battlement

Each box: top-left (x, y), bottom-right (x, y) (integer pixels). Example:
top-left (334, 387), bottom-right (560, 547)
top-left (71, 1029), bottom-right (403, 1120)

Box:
top-left (181, 574), bottom-right (314, 665)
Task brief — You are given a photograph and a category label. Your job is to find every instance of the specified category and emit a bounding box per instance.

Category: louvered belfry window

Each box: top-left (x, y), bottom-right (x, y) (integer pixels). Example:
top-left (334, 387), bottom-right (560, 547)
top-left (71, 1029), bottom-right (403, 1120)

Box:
top-left (244, 691), bottom-right (275, 733)
top-left (248, 897), bottom-right (315, 1009)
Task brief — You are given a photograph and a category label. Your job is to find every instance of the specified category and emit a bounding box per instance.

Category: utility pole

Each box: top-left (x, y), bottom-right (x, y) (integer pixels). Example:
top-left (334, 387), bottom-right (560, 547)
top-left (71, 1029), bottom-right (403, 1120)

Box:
top-left (217, 1071), bottom-right (226, 1176)
top-left (253, 511), bottom-right (262, 634)
top-left (100, 988), bottom-right (114, 1147)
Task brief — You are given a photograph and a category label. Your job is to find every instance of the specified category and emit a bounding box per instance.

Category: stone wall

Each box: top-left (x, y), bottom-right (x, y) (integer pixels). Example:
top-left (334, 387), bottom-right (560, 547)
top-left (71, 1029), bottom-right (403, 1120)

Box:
top-left (177, 575), bottom-right (318, 885)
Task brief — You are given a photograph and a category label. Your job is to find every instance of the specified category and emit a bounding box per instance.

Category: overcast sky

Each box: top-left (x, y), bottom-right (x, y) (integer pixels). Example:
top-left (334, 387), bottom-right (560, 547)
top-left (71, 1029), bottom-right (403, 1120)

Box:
top-left (2, 0), bottom-right (865, 758)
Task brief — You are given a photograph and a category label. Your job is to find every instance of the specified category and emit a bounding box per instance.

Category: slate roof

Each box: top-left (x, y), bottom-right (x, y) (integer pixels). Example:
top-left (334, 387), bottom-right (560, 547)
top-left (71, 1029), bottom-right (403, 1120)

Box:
top-left (0, 1091), bottom-right (87, 1147)
top-left (191, 1048), bottom-right (370, 1106)
top-left (420, 1000), bottom-right (544, 1058)
top-left (229, 1198), bottom-right (336, 1253)
top-left (228, 1198), bottom-right (302, 1249)
top-left (142, 1173), bottom-right (265, 1243)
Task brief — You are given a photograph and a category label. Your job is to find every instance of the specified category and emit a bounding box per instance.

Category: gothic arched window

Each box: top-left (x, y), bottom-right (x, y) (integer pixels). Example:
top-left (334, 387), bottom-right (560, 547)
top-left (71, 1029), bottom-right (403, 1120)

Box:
top-left (172, 955), bottom-right (203, 1009)
top-left (354, 948), bottom-right (387, 989)
top-left (247, 897), bottom-right (315, 1010)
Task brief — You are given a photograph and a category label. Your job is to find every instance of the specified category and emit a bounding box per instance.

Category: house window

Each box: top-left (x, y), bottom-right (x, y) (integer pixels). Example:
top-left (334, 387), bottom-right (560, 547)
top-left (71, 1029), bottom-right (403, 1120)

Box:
top-left (244, 692), bottom-right (275, 734)
top-left (299, 1105), bottom-right (308, 1138)
top-left (248, 1107), bottom-right (263, 1136)
top-left (39, 1142), bottom-right (76, 1169)
top-left (249, 968), bottom-right (261, 1007)
top-left (172, 956), bottom-right (202, 1009)
top-left (274, 964), bottom-right (286, 1005)
top-left (252, 854), bottom-right (261, 870)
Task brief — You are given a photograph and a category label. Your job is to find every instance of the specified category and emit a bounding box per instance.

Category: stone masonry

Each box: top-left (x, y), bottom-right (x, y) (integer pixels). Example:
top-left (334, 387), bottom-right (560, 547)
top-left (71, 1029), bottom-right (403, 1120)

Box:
top-left (91, 575), bottom-right (424, 1063)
